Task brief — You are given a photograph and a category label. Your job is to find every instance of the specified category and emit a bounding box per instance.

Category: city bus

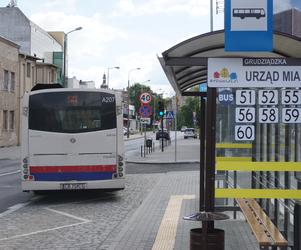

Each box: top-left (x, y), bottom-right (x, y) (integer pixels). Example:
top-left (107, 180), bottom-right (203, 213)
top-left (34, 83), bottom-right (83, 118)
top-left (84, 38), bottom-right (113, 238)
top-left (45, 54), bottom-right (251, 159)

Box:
top-left (21, 84), bottom-right (125, 192)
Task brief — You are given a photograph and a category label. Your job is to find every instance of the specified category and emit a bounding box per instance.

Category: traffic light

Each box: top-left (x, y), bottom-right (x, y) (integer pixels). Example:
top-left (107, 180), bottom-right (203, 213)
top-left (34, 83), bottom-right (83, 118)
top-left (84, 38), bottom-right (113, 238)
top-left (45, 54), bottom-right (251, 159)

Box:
top-left (158, 100), bottom-right (164, 117)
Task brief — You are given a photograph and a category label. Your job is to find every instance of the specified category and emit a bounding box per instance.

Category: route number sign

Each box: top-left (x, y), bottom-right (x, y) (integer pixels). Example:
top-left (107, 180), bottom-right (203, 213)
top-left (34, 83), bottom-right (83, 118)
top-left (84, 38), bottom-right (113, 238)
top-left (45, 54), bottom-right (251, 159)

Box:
top-left (236, 90), bottom-right (255, 105)
top-left (235, 125), bottom-right (255, 141)
top-left (235, 107), bottom-right (255, 123)
top-left (282, 108), bottom-right (301, 123)
top-left (281, 90), bottom-right (301, 105)
top-left (258, 90), bottom-right (278, 105)
top-left (259, 108), bottom-right (279, 123)
top-left (139, 92), bottom-right (152, 104)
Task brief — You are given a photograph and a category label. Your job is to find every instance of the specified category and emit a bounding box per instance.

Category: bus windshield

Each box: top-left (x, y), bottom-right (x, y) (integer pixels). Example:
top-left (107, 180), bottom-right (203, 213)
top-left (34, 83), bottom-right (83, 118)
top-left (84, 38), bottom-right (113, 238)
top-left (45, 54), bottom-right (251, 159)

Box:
top-left (29, 91), bottom-right (116, 133)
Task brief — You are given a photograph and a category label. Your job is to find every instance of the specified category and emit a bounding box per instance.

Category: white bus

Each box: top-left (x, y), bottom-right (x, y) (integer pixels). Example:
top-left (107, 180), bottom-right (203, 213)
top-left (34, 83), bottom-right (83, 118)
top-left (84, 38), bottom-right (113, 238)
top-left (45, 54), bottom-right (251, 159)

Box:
top-left (21, 85), bottom-right (125, 192)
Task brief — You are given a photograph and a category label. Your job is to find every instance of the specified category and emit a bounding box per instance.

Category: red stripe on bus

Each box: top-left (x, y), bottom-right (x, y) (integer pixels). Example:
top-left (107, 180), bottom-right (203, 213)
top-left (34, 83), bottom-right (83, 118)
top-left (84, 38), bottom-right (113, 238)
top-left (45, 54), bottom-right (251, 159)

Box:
top-left (29, 165), bottom-right (117, 173)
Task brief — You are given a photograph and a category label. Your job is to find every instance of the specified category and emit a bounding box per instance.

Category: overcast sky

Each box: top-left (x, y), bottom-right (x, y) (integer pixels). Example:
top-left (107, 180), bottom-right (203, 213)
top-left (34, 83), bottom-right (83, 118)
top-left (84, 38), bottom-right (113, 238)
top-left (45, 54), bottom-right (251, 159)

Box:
top-left (1, 0), bottom-right (300, 96)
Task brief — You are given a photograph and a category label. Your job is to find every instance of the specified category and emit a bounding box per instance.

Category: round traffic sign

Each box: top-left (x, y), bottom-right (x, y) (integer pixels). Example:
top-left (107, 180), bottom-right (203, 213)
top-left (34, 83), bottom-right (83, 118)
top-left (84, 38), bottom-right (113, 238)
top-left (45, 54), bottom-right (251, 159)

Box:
top-left (139, 104), bottom-right (152, 118)
top-left (139, 92), bottom-right (152, 104)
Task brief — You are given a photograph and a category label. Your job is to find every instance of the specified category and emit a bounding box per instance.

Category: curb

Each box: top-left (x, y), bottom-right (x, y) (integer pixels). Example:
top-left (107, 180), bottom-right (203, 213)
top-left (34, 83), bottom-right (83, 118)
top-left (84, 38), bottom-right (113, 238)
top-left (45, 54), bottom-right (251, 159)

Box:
top-left (0, 157), bottom-right (20, 161)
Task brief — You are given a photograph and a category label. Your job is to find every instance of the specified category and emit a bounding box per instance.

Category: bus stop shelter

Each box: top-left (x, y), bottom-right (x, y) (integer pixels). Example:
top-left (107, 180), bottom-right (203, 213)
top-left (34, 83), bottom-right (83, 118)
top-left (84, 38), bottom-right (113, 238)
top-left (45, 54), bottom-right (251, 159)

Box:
top-left (159, 29), bottom-right (301, 249)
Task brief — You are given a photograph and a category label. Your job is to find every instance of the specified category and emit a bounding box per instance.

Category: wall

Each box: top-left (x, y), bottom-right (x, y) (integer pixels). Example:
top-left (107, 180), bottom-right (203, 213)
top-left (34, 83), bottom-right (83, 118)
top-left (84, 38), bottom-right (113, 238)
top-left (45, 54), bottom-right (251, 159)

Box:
top-left (30, 22), bottom-right (62, 63)
top-left (0, 7), bottom-right (31, 54)
top-left (0, 37), bottom-right (19, 146)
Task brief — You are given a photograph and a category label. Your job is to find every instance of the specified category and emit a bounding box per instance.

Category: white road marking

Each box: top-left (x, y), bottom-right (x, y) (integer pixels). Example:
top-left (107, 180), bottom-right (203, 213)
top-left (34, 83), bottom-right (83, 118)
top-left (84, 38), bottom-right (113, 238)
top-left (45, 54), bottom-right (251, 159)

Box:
top-left (0, 202), bottom-right (30, 218)
top-left (45, 207), bottom-right (90, 223)
top-left (0, 222), bottom-right (88, 242)
top-left (0, 207), bottom-right (90, 242)
top-left (0, 170), bottom-right (20, 177)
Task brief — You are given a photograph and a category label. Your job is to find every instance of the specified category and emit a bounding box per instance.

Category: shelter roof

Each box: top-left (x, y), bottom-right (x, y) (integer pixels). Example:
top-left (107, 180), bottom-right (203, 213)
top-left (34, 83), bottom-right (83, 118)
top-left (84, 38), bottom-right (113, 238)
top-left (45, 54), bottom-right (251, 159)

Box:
top-left (159, 30), bottom-right (301, 95)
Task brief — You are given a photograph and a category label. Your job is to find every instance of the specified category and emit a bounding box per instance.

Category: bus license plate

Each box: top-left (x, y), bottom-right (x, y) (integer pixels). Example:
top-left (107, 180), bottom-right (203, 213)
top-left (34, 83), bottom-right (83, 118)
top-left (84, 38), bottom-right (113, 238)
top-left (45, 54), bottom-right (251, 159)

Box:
top-left (60, 183), bottom-right (87, 190)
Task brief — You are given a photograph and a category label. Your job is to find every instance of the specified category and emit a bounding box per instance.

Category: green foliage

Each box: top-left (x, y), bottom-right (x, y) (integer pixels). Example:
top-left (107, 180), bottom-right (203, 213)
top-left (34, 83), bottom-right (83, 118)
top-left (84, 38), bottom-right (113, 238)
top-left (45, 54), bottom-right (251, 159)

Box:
top-left (177, 96), bottom-right (200, 129)
top-left (129, 83), bottom-right (151, 113)
top-left (128, 83), bottom-right (164, 121)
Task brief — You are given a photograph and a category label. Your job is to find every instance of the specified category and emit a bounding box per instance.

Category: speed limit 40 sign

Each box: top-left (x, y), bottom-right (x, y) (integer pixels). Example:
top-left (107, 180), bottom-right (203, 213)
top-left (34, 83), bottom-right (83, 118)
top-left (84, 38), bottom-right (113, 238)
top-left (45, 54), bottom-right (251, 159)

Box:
top-left (139, 92), bottom-right (152, 104)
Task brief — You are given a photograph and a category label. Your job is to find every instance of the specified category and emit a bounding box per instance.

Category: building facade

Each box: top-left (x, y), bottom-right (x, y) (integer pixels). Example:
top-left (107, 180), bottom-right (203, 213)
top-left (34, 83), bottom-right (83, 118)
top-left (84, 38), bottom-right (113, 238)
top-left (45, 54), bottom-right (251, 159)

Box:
top-left (0, 6), bottom-right (63, 84)
top-left (0, 36), bottom-right (19, 146)
top-left (274, 8), bottom-right (301, 38)
top-left (0, 39), bottom-right (58, 147)
top-left (67, 77), bottom-right (96, 88)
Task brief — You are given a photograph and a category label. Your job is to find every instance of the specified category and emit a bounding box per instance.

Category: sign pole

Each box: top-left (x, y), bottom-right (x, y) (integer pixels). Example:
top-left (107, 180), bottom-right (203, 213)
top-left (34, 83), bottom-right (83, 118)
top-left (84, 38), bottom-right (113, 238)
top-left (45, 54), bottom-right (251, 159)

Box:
top-left (161, 118), bottom-right (164, 152)
top-left (175, 107), bottom-right (178, 162)
top-left (144, 124), bottom-right (147, 148)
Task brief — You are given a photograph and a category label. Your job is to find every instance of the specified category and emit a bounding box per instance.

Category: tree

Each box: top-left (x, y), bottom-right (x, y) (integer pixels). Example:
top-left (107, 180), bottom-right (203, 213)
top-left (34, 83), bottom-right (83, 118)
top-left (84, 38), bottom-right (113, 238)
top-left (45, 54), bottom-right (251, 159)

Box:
top-left (128, 84), bottom-right (167, 127)
top-left (176, 86), bottom-right (201, 129)
top-left (129, 83), bottom-right (151, 115)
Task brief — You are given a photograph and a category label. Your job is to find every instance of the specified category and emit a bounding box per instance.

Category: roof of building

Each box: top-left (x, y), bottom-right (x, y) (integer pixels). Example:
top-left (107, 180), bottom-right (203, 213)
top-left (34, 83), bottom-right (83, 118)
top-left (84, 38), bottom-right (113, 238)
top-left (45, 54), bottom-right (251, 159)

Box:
top-left (0, 34), bottom-right (20, 49)
top-left (159, 30), bottom-right (301, 95)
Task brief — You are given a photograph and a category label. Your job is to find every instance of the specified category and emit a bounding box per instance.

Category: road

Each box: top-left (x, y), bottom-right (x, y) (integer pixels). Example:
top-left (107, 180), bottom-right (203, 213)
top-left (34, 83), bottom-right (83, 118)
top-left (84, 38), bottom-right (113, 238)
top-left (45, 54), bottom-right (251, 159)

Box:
top-left (0, 134), bottom-right (184, 249)
top-left (0, 133), bottom-right (177, 214)
top-left (0, 159), bottom-right (33, 213)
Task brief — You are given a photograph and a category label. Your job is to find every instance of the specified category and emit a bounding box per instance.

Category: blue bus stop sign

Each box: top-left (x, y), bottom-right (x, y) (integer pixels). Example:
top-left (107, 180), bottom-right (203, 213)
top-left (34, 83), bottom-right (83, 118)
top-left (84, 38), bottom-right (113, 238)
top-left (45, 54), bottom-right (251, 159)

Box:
top-left (225, 0), bottom-right (273, 51)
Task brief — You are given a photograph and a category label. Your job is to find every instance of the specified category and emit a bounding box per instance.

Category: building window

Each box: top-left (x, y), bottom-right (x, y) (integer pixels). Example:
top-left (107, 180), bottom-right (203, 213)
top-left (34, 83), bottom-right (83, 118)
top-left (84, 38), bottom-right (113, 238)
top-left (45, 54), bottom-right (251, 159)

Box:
top-left (3, 110), bottom-right (8, 130)
top-left (9, 111), bottom-right (14, 130)
top-left (32, 66), bottom-right (35, 86)
top-left (3, 70), bottom-right (9, 90)
top-left (27, 62), bottom-right (31, 78)
top-left (10, 72), bottom-right (15, 92)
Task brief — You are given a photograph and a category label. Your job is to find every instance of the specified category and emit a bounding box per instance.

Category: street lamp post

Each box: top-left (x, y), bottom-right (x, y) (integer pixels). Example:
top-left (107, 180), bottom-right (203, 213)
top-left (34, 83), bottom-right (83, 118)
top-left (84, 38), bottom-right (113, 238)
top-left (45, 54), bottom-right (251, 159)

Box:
top-left (107, 66), bottom-right (120, 89)
top-left (63, 27), bottom-right (82, 87)
top-left (127, 67), bottom-right (141, 138)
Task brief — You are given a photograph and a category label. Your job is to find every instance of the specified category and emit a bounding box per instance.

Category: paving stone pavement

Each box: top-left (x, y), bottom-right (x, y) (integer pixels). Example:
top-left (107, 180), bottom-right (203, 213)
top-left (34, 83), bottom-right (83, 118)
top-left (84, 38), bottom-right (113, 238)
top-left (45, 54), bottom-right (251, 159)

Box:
top-left (0, 135), bottom-right (260, 250)
top-left (0, 174), bottom-right (161, 250)
top-left (108, 171), bottom-right (258, 250)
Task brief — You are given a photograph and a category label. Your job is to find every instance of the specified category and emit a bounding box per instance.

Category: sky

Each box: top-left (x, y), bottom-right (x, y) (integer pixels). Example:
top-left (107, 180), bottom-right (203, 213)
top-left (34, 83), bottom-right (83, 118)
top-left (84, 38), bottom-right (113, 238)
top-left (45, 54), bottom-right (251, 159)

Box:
top-left (1, 0), bottom-right (300, 96)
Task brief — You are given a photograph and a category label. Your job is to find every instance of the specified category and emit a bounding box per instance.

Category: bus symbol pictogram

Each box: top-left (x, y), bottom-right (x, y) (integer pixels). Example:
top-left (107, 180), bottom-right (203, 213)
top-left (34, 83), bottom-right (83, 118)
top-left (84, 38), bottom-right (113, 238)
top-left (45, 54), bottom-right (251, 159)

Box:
top-left (232, 8), bottom-right (265, 19)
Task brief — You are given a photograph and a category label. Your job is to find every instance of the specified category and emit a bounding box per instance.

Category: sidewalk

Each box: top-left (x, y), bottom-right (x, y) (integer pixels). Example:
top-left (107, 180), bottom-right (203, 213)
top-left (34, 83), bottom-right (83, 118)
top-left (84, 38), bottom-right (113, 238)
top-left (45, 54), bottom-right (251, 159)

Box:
top-left (0, 146), bottom-right (20, 160)
top-left (123, 136), bottom-right (258, 250)
top-left (126, 136), bottom-right (200, 164)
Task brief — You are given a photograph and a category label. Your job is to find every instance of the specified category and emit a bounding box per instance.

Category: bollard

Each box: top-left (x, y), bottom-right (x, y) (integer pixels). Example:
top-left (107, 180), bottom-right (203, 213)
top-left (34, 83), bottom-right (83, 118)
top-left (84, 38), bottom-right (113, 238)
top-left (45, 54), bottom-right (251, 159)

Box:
top-left (141, 145), bottom-right (143, 157)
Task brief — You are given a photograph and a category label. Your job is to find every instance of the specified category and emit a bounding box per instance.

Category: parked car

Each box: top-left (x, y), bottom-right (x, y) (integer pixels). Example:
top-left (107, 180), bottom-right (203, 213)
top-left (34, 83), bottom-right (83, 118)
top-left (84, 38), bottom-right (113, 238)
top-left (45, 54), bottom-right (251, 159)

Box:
top-left (184, 128), bottom-right (197, 139)
top-left (156, 128), bottom-right (170, 140)
top-left (181, 126), bottom-right (187, 132)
